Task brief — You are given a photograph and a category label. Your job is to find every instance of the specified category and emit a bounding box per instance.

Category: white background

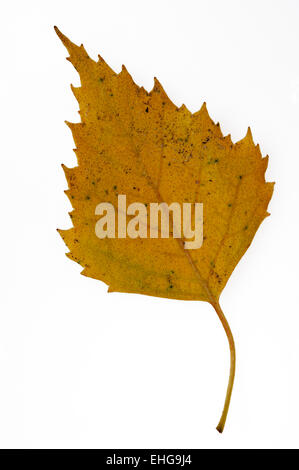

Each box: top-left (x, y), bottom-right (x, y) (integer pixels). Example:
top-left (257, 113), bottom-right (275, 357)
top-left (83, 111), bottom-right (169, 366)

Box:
top-left (1, 0), bottom-right (299, 449)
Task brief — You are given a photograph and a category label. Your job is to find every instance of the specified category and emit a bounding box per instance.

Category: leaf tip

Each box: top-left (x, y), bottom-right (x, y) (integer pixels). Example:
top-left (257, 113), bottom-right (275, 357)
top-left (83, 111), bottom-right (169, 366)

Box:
top-left (153, 76), bottom-right (164, 92)
top-left (54, 25), bottom-right (68, 45)
top-left (64, 120), bottom-right (75, 130)
top-left (245, 126), bottom-right (254, 143)
top-left (225, 133), bottom-right (232, 144)
top-left (153, 76), bottom-right (160, 88)
top-left (198, 101), bottom-right (211, 119)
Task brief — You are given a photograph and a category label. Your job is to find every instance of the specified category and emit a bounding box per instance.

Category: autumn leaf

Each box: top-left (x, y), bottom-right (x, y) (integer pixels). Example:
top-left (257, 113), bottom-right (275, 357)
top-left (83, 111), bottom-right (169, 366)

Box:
top-left (55, 26), bottom-right (274, 432)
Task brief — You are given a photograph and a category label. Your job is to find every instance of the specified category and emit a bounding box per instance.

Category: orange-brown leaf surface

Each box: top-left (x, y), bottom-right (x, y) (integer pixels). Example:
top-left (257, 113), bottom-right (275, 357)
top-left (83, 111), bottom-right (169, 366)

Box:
top-left (55, 27), bottom-right (274, 432)
top-left (56, 27), bottom-right (273, 303)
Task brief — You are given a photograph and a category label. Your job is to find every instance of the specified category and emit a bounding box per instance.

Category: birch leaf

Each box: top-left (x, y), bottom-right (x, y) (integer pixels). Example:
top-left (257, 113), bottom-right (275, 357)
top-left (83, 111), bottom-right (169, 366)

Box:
top-left (55, 27), bottom-right (274, 432)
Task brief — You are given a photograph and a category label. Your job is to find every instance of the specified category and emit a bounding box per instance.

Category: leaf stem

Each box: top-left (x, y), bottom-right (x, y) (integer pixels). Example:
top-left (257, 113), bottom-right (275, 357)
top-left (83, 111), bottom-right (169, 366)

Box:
top-left (212, 301), bottom-right (236, 433)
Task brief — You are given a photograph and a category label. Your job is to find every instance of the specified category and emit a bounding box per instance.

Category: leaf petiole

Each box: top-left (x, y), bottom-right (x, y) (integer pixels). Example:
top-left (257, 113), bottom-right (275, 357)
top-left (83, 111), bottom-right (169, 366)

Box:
top-left (212, 302), bottom-right (236, 433)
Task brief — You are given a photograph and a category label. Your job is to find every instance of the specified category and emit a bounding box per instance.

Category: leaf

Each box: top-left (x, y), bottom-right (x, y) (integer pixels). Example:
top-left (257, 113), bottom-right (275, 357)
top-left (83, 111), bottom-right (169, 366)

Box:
top-left (55, 27), bottom-right (274, 432)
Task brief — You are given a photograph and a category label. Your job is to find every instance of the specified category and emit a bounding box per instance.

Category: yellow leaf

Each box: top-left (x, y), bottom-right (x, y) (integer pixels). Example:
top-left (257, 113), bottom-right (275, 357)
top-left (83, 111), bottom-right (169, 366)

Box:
top-left (55, 27), bottom-right (274, 432)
